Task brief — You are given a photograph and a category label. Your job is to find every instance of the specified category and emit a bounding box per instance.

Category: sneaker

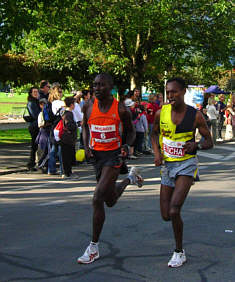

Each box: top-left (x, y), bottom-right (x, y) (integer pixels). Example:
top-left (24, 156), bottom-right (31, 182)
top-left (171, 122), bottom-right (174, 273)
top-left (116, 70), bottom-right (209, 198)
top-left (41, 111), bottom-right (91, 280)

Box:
top-left (77, 243), bottom-right (99, 264)
top-left (129, 155), bottom-right (137, 160)
top-left (128, 167), bottom-right (144, 187)
top-left (28, 167), bottom-right (37, 172)
top-left (48, 172), bottom-right (58, 175)
top-left (61, 174), bottom-right (70, 179)
top-left (70, 173), bottom-right (79, 180)
top-left (168, 250), bottom-right (186, 267)
top-left (134, 151), bottom-right (143, 156)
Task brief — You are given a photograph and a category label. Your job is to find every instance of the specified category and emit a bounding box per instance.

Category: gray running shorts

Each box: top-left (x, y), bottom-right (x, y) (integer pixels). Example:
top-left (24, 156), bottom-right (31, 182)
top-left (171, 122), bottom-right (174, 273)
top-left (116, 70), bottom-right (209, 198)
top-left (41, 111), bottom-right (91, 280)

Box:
top-left (161, 157), bottom-right (198, 188)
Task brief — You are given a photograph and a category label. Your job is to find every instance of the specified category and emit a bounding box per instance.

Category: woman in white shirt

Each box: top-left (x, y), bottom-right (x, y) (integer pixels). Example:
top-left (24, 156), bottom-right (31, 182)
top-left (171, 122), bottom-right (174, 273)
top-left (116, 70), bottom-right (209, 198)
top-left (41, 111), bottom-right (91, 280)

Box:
top-left (47, 85), bottom-right (65, 175)
top-left (206, 97), bottom-right (218, 144)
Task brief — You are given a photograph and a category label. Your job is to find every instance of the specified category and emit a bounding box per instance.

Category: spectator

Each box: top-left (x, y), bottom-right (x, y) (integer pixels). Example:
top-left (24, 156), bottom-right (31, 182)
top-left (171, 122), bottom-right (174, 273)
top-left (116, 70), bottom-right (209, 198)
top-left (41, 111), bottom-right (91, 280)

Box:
top-left (224, 102), bottom-right (234, 140)
top-left (73, 92), bottom-right (83, 150)
top-left (156, 93), bottom-right (164, 108)
top-left (47, 85), bottom-right (65, 175)
top-left (26, 87), bottom-right (41, 171)
top-left (147, 94), bottom-right (160, 150)
top-left (134, 105), bottom-right (148, 155)
top-left (73, 92), bottom-right (83, 125)
top-left (231, 94), bottom-right (235, 137)
top-left (124, 98), bottom-right (137, 159)
top-left (216, 94), bottom-right (226, 141)
top-left (36, 98), bottom-right (51, 173)
top-left (39, 80), bottom-right (50, 100)
top-left (130, 88), bottom-right (141, 107)
top-left (206, 97), bottom-right (218, 144)
top-left (49, 85), bottom-right (64, 115)
top-left (80, 90), bottom-right (91, 109)
top-left (61, 97), bottom-right (78, 178)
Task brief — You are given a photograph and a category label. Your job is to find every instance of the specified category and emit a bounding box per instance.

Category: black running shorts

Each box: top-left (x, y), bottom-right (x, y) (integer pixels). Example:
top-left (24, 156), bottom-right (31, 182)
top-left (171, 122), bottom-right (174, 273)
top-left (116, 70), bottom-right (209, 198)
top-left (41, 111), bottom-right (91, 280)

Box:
top-left (91, 148), bottom-right (122, 181)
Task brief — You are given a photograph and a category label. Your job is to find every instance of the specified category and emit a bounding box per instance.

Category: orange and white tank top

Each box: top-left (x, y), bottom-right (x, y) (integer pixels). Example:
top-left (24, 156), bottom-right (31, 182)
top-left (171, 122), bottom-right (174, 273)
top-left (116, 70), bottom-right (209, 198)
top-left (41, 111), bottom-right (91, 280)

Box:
top-left (88, 98), bottom-right (122, 151)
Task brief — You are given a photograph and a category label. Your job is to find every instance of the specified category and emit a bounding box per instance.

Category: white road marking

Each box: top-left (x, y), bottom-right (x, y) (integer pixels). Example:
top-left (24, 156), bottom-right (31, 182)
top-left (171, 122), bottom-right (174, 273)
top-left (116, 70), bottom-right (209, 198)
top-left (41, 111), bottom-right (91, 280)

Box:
top-left (197, 151), bottom-right (224, 160)
top-left (198, 166), bottom-right (209, 170)
top-left (38, 200), bottom-right (67, 206)
top-left (144, 177), bottom-right (161, 181)
top-left (223, 152), bottom-right (235, 160)
top-left (214, 145), bottom-right (235, 151)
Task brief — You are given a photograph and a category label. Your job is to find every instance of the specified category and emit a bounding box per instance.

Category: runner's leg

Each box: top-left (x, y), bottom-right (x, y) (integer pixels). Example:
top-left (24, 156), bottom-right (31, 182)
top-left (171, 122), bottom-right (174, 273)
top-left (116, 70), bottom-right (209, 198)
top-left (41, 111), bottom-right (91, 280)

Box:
top-left (160, 184), bottom-right (174, 221)
top-left (169, 175), bottom-right (193, 250)
top-left (92, 166), bottom-right (121, 242)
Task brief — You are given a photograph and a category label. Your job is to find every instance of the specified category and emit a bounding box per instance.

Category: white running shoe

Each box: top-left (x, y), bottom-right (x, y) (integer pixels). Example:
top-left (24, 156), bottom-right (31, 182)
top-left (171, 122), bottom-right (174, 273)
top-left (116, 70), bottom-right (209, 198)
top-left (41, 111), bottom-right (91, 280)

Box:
top-left (168, 250), bottom-right (186, 267)
top-left (128, 167), bottom-right (143, 187)
top-left (77, 243), bottom-right (99, 264)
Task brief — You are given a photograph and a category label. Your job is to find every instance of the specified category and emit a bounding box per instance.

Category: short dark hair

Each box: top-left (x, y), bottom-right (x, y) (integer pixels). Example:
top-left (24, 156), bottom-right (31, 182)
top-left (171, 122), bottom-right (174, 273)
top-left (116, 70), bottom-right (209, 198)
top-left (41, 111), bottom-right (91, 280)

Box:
top-left (40, 80), bottom-right (49, 89)
top-left (166, 77), bottom-right (187, 89)
top-left (64, 96), bottom-right (75, 107)
top-left (95, 73), bottom-right (114, 87)
top-left (82, 90), bottom-right (89, 99)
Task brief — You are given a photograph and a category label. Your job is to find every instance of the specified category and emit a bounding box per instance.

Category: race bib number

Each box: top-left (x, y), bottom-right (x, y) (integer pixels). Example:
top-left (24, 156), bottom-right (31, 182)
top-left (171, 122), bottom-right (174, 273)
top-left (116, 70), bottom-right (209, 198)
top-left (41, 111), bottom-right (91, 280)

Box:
top-left (163, 137), bottom-right (185, 158)
top-left (91, 124), bottom-right (117, 143)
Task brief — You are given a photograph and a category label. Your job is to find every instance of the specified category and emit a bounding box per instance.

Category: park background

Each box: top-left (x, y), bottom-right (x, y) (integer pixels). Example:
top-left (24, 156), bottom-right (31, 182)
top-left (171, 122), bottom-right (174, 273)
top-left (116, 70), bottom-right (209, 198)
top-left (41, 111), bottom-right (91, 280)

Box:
top-left (0, 0), bottom-right (234, 143)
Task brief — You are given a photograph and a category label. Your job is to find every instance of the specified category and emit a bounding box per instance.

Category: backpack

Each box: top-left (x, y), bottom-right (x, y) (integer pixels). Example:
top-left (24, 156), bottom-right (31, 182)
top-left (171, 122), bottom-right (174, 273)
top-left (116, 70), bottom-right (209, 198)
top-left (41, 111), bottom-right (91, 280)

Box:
top-left (52, 108), bottom-right (65, 142)
top-left (43, 102), bottom-right (55, 122)
top-left (54, 119), bottom-right (64, 141)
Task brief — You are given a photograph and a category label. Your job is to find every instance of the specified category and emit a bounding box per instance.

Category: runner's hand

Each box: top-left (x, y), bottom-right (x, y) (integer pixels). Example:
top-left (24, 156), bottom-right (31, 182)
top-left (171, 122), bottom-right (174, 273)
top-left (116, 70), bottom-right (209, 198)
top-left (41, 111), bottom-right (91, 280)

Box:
top-left (120, 144), bottom-right (130, 159)
top-left (85, 147), bottom-right (94, 159)
top-left (183, 142), bottom-right (197, 153)
top-left (154, 153), bottom-right (163, 166)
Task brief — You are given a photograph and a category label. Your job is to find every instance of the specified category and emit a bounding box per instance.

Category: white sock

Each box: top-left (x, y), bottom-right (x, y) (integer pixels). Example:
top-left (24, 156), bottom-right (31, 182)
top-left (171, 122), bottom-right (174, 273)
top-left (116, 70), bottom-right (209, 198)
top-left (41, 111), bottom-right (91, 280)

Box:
top-left (127, 175), bottom-right (134, 184)
top-left (90, 241), bottom-right (98, 246)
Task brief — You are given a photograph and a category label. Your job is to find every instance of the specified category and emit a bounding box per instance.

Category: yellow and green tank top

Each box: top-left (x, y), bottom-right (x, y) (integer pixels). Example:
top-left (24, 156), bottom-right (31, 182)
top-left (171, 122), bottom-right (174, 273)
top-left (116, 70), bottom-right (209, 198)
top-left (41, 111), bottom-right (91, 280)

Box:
top-left (159, 104), bottom-right (197, 162)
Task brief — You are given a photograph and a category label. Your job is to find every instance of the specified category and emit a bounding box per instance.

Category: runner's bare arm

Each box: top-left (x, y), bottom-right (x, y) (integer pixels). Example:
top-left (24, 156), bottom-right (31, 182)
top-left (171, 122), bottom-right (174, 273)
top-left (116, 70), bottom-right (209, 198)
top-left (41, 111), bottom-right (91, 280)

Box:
top-left (82, 101), bottom-right (93, 158)
top-left (184, 111), bottom-right (213, 153)
top-left (151, 110), bottom-right (162, 166)
top-left (196, 110), bottom-right (213, 149)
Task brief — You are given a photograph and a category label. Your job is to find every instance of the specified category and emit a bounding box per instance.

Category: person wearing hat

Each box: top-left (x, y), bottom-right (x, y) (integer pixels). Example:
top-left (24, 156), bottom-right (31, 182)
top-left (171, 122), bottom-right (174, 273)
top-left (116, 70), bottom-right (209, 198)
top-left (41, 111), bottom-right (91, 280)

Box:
top-left (124, 98), bottom-right (137, 159)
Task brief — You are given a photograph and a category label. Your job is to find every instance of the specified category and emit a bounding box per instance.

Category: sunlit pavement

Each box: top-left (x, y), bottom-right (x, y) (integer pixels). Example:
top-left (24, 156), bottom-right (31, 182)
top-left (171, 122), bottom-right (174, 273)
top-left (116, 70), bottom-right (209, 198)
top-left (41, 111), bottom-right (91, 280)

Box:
top-left (1, 143), bottom-right (235, 281)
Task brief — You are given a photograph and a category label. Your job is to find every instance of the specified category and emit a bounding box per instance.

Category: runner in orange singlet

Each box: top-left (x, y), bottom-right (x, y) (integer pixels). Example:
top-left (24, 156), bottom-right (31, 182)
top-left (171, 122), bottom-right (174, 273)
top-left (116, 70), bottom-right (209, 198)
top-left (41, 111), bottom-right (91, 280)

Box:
top-left (77, 73), bottom-right (143, 264)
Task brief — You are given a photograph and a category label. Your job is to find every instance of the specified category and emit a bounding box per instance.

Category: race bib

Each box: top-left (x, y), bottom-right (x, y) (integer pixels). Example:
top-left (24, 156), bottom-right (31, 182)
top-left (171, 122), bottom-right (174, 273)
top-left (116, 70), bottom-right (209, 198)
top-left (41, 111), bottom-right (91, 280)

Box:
top-left (163, 137), bottom-right (185, 158)
top-left (91, 124), bottom-right (117, 143)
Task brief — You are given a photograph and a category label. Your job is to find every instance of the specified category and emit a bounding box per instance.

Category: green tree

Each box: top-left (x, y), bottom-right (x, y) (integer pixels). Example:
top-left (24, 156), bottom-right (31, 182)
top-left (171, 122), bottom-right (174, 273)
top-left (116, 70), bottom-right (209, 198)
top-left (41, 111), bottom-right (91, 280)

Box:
top-left (1, 0), bottom-right (234, 89)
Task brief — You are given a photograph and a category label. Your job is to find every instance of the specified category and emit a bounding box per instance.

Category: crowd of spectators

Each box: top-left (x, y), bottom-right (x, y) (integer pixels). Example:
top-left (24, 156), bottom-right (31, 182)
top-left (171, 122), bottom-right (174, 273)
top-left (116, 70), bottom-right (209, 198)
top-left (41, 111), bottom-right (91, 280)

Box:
top-left (25, 79), bottom-right (235, 177)
top-left (200, 93), bottom-right (235, 144)
top-left (26, 80), bottom-right (88, 179)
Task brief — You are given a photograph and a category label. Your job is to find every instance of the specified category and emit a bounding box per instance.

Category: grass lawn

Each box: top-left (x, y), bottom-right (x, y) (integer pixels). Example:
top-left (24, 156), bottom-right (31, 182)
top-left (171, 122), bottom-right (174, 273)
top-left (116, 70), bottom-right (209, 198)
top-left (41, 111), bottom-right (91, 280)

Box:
top-left (0, 92), bottom-right (28, 103)
top-left (0, 104), bottom-right (26, 115)
top-left (0, 128), bottom-right (31, 144)
top-left (0, 92), bottom-right (27, 115)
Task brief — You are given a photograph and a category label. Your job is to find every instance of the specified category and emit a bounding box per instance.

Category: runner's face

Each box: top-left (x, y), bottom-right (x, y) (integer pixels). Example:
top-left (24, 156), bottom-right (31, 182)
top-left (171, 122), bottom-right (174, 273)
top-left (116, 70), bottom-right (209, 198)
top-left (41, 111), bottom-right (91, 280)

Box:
top-left (166, 81), bottom-right (185, 109)
top-left (93, 76), bottom-right (112, 100)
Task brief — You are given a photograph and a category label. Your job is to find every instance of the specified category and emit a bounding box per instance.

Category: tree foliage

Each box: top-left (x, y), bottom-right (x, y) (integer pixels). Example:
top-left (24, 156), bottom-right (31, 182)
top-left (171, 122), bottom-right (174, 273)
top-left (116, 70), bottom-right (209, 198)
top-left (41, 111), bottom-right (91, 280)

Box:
top-left (0, 0), bottom-right (234, 89)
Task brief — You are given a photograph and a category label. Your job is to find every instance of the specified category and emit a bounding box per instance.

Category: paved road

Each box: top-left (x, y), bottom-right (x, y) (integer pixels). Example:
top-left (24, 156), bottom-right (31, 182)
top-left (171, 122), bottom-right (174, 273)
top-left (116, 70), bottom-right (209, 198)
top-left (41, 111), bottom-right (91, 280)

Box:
top-left (1, 143), bottom-right (235, 282)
